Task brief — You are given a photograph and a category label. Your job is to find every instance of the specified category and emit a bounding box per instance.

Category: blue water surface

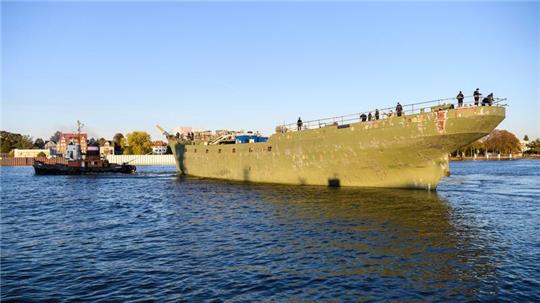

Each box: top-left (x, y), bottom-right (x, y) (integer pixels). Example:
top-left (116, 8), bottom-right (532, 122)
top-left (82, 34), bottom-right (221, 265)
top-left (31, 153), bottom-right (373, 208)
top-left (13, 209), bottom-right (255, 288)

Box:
top-left (1, 160), bottom-right (539, 302)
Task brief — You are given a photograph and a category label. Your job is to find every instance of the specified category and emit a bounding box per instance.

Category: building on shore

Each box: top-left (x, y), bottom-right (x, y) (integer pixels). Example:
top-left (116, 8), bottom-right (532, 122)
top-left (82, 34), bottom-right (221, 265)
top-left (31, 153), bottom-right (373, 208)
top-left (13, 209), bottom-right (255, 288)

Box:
top-left (171, 127), bottom-right (193, 137)
top-left (520, 139), bottom-right (530, 153)
top-left (57, 133), bottom-right (88, 155)
top-left (152, 140), bottom-right (168, 155)
top-left (44, 141), bottom-right (58, 155)
top-left (100, 141), bottom-right (115, 156)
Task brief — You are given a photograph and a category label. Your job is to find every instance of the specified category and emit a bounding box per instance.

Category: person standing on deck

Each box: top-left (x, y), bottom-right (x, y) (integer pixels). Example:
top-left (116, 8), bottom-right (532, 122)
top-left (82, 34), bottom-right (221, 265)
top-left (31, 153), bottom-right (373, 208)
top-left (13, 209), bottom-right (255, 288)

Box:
top-left (396, 102), bottom-right (403, 117)
top-left (297, 117), bottom-right (303, 131)
top-left (474, 88), bottom-right (481, 106)
top-left (368, 112), bottom-right (372, 121)
top-left (456, 91), bottom-right (464, 107)
top-left (375, 109), bottom-right (380, 120)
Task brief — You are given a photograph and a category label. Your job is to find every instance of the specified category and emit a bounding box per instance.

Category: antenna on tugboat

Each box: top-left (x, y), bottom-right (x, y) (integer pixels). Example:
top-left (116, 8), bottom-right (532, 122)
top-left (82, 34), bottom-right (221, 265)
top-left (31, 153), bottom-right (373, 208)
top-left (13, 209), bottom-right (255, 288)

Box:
top-left (76, 120), bottom-right (85, 144)
top-left (77, 120), bottom-right (85, 133)
top-left (76, 120), bottom-right (85, 151)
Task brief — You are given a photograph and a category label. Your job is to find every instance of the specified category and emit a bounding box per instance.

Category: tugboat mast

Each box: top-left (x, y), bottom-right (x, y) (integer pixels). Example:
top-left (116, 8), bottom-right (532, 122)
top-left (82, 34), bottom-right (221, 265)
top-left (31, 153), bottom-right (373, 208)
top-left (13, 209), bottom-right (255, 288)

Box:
top-left (77, 120), bottom-right (84, 141)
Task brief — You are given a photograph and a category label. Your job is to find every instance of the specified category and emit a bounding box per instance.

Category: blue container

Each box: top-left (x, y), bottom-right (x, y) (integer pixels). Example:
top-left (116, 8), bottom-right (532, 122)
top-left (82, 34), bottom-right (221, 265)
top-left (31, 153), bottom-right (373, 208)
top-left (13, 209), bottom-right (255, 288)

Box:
top-left (235, 135), bottom-right (268, 144)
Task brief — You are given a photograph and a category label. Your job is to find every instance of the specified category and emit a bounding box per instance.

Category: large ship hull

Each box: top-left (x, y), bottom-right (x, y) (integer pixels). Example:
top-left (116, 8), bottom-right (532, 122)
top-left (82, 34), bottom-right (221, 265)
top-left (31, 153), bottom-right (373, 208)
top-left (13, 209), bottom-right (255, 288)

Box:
top-left (169, 106), bottom-right (505, 189)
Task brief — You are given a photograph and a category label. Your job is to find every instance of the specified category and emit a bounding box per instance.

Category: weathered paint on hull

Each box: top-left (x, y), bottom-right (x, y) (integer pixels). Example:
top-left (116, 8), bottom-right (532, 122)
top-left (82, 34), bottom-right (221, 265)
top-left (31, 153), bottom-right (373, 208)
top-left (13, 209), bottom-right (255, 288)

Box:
top-left (169, 106), bottom-right (505, 189)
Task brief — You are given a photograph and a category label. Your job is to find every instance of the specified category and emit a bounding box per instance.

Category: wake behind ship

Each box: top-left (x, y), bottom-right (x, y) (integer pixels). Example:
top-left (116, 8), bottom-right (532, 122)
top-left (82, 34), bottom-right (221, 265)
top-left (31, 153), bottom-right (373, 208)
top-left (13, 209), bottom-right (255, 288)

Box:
top-left (160, 96), bottom-right (506, 189)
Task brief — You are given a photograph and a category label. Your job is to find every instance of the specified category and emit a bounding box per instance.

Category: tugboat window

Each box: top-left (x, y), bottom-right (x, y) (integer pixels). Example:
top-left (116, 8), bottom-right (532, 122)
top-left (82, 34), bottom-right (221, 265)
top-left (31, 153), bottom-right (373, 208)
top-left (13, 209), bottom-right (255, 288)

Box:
top-left (267, 146), bottom-right (272, 152)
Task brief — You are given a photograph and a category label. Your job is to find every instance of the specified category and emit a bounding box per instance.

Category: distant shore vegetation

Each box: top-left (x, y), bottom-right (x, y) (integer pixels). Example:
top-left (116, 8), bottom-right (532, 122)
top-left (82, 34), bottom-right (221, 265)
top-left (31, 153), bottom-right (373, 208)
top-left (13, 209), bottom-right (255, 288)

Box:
top-left (451, 129), bottom-right (539, 157)
top-left (121, 131), bottom-right (153, 155)
top-left (1, 129), bottom-right (538, 157)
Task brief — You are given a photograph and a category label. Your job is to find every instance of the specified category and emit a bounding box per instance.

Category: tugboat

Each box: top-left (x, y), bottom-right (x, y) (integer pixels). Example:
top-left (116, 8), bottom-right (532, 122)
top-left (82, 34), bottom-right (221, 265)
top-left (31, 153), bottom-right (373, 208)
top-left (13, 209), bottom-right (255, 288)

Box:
top-left (33, 121), bottom-right (136, 175)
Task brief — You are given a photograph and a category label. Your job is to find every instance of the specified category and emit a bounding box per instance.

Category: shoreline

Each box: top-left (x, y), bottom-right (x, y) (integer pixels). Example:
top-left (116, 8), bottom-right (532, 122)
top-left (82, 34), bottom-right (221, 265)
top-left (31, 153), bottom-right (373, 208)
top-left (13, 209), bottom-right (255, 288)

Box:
top-left (450, 155), bottom-right (540, 161)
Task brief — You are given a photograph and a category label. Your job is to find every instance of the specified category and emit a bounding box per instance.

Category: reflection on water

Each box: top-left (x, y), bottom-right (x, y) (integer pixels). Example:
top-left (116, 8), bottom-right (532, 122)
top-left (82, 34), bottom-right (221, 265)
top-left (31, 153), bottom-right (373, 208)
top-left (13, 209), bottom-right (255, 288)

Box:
top-left (1, 162), bottom-right (539, 302)
top-left (226, 184), bottom-right (496, 300)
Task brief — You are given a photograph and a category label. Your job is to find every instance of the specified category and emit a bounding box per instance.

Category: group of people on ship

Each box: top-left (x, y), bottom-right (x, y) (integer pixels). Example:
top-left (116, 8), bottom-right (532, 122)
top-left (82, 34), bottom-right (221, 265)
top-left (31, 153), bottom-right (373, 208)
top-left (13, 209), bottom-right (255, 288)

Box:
top-left (175, 131), bottom-right (195, 141)
top-left (294, 89), bottom-right (496, 131)
top-left (457, 88), bottom-right (495, 107)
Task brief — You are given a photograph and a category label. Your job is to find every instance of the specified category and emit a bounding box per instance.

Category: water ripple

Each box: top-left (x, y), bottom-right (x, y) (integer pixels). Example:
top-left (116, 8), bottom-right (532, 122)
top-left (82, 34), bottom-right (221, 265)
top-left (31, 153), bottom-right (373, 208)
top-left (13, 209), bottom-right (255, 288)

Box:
top-left (1, 161), bottom-right (539, 302)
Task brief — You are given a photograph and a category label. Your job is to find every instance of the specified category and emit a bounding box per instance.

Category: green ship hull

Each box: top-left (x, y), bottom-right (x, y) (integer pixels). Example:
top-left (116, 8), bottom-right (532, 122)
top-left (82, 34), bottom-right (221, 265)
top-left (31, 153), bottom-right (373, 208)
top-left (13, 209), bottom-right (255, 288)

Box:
top-left (168, 106), bottom-right (505, 189)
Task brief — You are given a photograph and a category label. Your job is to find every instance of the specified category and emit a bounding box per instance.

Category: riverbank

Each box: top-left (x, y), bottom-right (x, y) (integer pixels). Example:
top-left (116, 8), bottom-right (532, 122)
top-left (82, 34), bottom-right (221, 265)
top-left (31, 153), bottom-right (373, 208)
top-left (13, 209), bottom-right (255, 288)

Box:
top-left (450, 154), bottom-right (540, 161)
top-left (0, 155), bottom-right (175, 166)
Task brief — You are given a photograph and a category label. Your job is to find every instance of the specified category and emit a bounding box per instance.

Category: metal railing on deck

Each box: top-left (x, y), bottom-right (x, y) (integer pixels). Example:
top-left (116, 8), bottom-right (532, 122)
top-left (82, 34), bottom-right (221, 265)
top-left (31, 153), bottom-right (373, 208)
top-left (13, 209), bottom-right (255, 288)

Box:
top-left (277, 95), bottom-right (507, 132)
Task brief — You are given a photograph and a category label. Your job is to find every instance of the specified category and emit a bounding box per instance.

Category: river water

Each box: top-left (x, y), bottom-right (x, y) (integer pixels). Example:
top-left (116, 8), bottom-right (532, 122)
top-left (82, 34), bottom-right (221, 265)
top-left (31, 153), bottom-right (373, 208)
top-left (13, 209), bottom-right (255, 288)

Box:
top-left (1, 160), bottom-right (539, 302)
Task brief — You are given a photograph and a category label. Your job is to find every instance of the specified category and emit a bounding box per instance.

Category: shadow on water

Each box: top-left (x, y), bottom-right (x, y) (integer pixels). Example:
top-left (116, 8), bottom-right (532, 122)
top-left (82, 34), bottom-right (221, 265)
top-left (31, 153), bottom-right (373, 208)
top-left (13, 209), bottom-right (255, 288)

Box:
top-left (172, 176), bottom-right (497, 301)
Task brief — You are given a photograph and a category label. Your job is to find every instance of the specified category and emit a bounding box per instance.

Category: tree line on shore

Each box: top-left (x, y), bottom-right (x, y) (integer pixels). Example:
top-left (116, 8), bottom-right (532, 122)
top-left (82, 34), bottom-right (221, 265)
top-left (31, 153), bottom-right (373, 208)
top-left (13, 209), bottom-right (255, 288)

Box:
top-left (0, 130), bottom-right (170, 156)
top-left (2, 129), bottom-right (539, 157)
top-left (451, 130), bottom-right (539, 157)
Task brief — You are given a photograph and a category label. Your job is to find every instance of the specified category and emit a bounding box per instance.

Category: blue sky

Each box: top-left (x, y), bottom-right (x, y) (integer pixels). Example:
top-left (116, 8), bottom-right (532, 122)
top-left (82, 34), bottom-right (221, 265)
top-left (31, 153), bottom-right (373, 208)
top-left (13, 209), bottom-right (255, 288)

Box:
top-left (2, 1), bottom-right (539, 140)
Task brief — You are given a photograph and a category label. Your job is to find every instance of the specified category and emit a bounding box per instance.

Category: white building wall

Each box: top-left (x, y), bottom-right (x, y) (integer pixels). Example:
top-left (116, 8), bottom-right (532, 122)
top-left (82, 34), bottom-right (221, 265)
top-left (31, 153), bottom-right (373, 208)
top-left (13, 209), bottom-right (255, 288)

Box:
top-left (106, 155), bottom-right (175, 166)
top-left (14, 149), bottom-right (51, 158)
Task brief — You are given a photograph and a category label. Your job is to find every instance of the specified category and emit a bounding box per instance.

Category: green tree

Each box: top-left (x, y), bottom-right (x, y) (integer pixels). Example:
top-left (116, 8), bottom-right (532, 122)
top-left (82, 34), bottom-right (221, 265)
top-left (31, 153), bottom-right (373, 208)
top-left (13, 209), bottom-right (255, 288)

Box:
top-left (50, 131), bottom-right (62, 143)
top-left (1, 131), bottom-right (33, 153)
top-left (526, 139), bottom-right (540, 154)
top-left (123, 131), bottom-right (152, 155)
top-left (113, 133), bottom-right (124, 154)
top-left (523, 135), bottom-right (529, 141)
top-left (99, 137), bottom-right (107, 146)
top-left (34, 138), bottom-right (45, 149)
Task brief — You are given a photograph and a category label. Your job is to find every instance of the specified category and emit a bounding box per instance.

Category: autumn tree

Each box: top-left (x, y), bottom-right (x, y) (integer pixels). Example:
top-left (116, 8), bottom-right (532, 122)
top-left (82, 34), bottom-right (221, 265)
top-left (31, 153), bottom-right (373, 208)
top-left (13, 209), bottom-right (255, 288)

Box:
top-left (98, 137), bottom-right (107, 146)
top-left (453, 129), bottom-right (522, 156)
top-left (484, 129), bottom-right (521, 154)
top-left (123, 131), bottom-right (152, 155)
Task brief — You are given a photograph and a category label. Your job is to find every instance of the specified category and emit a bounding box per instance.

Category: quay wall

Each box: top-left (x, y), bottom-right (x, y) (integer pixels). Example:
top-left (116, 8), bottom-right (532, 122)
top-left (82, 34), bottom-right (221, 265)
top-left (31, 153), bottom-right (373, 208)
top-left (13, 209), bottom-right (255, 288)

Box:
top-left (0, 155), bottom-right (175, 166)
top-left (0, 157), bottom-right (66, 166)
top-left (105, 155), bottom-right (175, 166)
